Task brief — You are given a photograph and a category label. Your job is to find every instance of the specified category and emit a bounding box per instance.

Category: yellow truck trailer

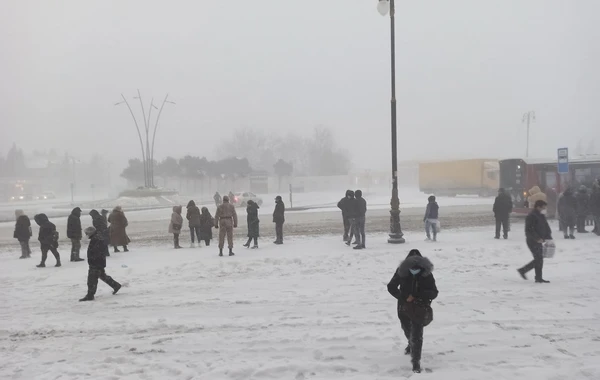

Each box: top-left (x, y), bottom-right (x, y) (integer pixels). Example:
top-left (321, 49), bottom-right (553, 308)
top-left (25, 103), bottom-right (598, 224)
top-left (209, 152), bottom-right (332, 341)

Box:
top-left (419, 159), bottom-right (499, 197)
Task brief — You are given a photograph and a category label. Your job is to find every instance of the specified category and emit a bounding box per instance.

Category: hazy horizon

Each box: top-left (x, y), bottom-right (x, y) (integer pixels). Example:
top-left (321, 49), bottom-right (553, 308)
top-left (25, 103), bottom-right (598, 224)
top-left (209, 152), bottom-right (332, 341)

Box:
top-left (2, 0), bottom-right (599, 173)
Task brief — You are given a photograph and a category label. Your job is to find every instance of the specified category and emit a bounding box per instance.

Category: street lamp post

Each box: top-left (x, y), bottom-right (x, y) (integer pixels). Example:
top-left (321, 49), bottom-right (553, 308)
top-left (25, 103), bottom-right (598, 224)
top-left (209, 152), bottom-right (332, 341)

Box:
top-left (378, 0), bottom-right (405, 244)
top-left (522, 111), bottom-right (535, 158)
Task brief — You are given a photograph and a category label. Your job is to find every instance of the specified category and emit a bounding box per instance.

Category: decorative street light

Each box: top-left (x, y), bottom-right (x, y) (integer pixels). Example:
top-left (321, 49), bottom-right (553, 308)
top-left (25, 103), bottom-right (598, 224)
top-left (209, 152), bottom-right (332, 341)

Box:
top-left (377, 0), bottom-right (405, 244)
top-left (115, 90), bottom-right (175, 188)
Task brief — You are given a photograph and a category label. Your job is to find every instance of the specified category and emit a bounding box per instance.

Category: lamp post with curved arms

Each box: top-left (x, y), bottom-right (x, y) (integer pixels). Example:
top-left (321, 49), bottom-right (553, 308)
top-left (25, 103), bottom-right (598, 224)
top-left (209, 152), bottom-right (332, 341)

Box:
top-left (115, 91), bottom-right (175, 188)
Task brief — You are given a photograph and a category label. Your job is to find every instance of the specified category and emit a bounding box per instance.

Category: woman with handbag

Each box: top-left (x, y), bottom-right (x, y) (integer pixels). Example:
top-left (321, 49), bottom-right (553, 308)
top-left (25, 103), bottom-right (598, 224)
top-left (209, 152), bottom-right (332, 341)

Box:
top-left (387, 249), bottom-right (438, 373)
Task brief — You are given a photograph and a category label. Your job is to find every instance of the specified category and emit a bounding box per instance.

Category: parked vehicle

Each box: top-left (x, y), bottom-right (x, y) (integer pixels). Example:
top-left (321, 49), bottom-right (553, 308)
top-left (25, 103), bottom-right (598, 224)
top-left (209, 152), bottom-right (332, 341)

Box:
top-left (10, 194), bottom-right (34, 202)
top-left (419, 159), bottom-right (499, 197)
top-left (232, 192), bottom-right (263, 207)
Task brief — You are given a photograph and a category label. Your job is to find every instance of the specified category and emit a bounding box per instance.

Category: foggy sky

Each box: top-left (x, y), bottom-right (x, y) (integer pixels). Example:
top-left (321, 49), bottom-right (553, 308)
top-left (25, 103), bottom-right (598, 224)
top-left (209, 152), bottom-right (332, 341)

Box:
top-left (1, 0), bottom-right (599, 172)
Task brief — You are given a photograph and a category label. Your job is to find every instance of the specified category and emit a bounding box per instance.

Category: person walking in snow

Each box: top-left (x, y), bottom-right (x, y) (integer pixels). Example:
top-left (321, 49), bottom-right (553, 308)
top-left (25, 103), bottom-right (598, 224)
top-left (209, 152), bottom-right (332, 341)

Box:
top-left (273, 195), bottom-right (286, 245)
top-left (79, 226), bottom-right (122, 302)
top-left (67, 207), bottom-right (85, 262)
top-left (186, 200), bottom-right (202, 247)
top-left (518, 200), bottom-right (552, 283)
top-left (244, 200), bottom-right (260, 249)
top-left (424, 196), bottom-right (439, 242)
top-left (34, 213), bottom-right (61, 268)
top-left (493, 188), bottom-right (513, 239)
top-left (215, 195), bottom-right (238, 256)
top-left (90, 209), bottom-right (110, 257)
top-left (168, 206), bottom-right (183, 249)
top-left (108, 206), bottom-right (130, 252)
top-left (575, 186), bottom-right (590, 233)
top-left (353, 189), bottom-right (367, 250)
top-left (387, 249), bottom-right (439, 374)
top-left (14, 209), bottom-right (32, 259)
top-left (198, 207), bottom-right (214, 246)
top-left (337, 190), bottom-right (354, 242)
top-left (214, 192), bottom-right (222, 208)
top-left (558, 188), bottom-right (577, 239)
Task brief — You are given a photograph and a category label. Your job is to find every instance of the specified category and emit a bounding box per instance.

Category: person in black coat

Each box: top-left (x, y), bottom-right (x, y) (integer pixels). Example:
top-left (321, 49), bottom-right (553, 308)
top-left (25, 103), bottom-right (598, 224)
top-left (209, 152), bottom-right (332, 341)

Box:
top-left (558, 188), bottom-right (577, 239)
top-left (337, 190), bottom-right (354, 241)
top-left (273, 195), bottom-right (285, 244)
top-left (352, 190), bottom-right (367, 250)
top-left (518, 200), bottom-right (552, 283)
top-left (345, 193), bottom-right (360, 246)
top-left (79, 226), bottom-right (122, 302)
top-left (67, 207), bottom-right (85, 262)
top-left (244, 200), bottom-right (260, 249)
top-left (575, 186), bottom-right (590, 233)
top-left (387, 249), bottom-right (438, 373)
top-left (424, 196), bottom-right (439, 241)
top-left (590, 183), bottom-right (600, 235)
top-left (14, 209), bottom-right (32, 259)
top-left (34, 213), bottom-right (61, 268)
top-left (493, 188), bottom-right (513, 239)
top-left (90, 209), bottom-right (110, 256)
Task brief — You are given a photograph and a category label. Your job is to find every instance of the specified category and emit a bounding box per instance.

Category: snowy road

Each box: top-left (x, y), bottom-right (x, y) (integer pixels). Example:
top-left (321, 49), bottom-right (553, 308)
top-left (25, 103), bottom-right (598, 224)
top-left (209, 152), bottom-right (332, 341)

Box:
top-left (1, 225), bottom-right (599, 379)
top-left (0, 204), bottom-right (496, 248)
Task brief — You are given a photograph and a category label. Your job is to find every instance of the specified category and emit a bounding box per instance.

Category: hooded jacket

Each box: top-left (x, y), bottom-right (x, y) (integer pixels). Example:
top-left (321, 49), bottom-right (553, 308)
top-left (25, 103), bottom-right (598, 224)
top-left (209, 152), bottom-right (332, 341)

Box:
top-left (108, 206), bottom-right (129, 246)
top-left (14, 210), bottom-right (32, 242)
top-left (67, 207), bottom-right (82, 240)
top-left (90, 209), bottom-right (109, 242)
top-left (87, 231), bottom-right (107, 268)
top-left (355, 190), bottom-right (367, 218)
top-left (558, 189), bottom-right (577, 224)
top-left (186, 200), bottom-right (202, 227)
top-left (424, 198), bottom-right (439, 221)
top-left (198, 207), bottom-right (214, 240)
top-left (337, 190), bottom-right (355, 218)
top-left (168, 205), bottom-right (183, 234)
top-left (34, 213), bottom-right (58, 247)
top-left (387, 249), bottom-right (438, 305)
top-left (493, 190), bottom-right (513, 217)
top-left (527, 186), bottom-right (547, 209)
top-left (273, 197), bottom-right (285, 223)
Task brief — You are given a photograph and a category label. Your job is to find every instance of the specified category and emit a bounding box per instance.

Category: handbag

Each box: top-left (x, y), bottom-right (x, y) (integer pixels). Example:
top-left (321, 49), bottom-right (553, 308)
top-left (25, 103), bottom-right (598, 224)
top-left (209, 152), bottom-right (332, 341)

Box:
top-left (543, 240), bottom-right (556, 258)
top-left (401, 299), bottom-right (434, 327)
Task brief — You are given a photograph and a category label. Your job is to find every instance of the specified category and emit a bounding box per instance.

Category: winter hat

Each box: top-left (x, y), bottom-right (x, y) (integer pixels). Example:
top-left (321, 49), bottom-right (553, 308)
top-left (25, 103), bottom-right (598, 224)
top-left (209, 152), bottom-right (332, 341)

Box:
top-left (355, 190), bottom-right (363, 198)
top-left (406, 249), bottom-right (423, 258)
top-left (275, 195), bottom-right (282, 202)
top-left (428, 195), bottom-right (436, 202)
top-left (84, 226), bottom-right (96, 237)
top-left (223, 196), bottom-right (230, 203)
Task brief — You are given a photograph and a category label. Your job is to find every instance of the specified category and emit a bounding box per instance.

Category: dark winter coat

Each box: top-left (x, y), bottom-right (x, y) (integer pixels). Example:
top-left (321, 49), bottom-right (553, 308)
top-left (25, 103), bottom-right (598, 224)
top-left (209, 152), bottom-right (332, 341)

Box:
top-left (387, 250), bottom-right (438, 310)
top-left (558, 190), bottom-right (577, 225)
top-left (525, 209), bottom-right (552, 243)
top-left (590, 187), bottom-right (600, 217)
top-left (424, 202), bottom-right (439, 221)
top-left (87, 232), bottom-right (107, 268)
top-left (34, 214), bottom-right (58, 248)
top-left (575, 188), bottom-right (590, 217)
top-left (108, 208), bottom-right (129, 246)
top-left (67, 207), bottom-right (82, 240)
top-left (273, 200), bottom-right (285, 224)
top-left (90, 209), bottom-right (109, 244)
top-left (493, 192), bottom-right (513, 217)
top-left (198, 207), bottom-right (214, 240)
top-left (246, 201), bottom-right (260, 238)
top-left (186, 200), bottom-right (202, 227)
top-left (14, 212), bottom-right (31, 242)
top-left (355, 193), bottom-right (367, 218)
top-left (337, 190), bottom-right (354, 218)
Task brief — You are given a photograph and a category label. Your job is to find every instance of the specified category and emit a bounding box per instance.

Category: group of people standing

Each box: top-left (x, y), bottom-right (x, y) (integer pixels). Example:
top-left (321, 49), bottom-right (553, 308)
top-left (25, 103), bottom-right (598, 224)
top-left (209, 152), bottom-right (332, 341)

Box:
top-left (337, 190), bottom-right (367, 249)
top-left (169, 195), bottom-right (286, 256)
top-left (13, 207), bottom-right (126, 301)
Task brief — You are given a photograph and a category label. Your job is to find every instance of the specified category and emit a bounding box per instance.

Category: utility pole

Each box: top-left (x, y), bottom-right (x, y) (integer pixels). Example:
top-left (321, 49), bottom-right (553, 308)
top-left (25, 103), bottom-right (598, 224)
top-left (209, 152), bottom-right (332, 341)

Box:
top-left (523, 111), bottom-right (535, 157)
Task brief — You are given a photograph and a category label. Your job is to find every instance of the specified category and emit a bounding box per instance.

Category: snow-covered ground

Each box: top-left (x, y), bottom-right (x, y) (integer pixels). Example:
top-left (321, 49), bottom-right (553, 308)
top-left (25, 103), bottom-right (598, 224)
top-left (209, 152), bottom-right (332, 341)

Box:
top-left (1, 225), bottom-right (599, 380)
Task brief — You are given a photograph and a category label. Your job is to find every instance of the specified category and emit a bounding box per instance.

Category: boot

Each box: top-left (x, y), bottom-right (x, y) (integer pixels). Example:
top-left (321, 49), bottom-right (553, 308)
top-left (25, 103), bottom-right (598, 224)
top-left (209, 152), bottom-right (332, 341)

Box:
top-left (19, 255), bottom-right (27, 259)
top-left (79, 294), bottom-right (94, 302)
top-left (412, 362), bottom-right (421, 374)
top-left (55, 259), bottom-right (61, 267)
top-left (252, 244), bottom-right (258, 249)
top-left (113, 283), bottom-right (122, 295)
top-left (36, 262), bottom-right (46, 268)
top-left (114, 246), bottom-right (120, 253)
top-left (70, 252), bottom-right (75, 262)
top-left (219, 249), bottom-right (223, 257)
top-left (353, 244), bottom-right (364, 250)
top-left (74, 255), bottom-right (84, 262)
top-left (229, 248), bottom-right (235, 256)
top-left (123, 246), bottom-right (129, 252)
top-left (535, 279), bottom-right (550, 283)
top-left (517, 268), bottom-right (527, 280)
top-left (243, 239), bottom-right (251, 248)
top-left (569, 234), bottom-right (576, 239)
